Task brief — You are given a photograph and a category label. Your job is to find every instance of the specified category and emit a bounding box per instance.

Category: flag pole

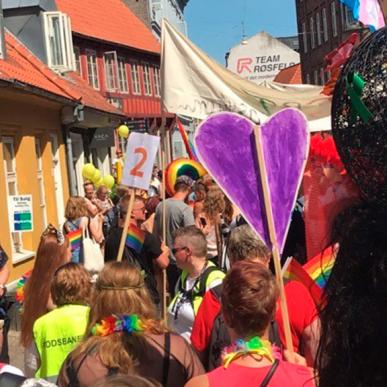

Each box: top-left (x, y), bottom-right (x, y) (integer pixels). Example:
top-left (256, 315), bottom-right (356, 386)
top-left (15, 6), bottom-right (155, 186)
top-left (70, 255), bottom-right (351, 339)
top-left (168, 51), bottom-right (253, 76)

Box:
top-left (253, 125), bottom-right (294, 353)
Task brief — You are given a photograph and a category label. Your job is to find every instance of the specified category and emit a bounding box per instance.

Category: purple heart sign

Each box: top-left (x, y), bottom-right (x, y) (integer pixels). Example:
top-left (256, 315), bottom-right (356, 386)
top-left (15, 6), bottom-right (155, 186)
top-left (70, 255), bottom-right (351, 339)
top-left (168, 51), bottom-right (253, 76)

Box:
top-left (195, 109), bottom-right (309, 252)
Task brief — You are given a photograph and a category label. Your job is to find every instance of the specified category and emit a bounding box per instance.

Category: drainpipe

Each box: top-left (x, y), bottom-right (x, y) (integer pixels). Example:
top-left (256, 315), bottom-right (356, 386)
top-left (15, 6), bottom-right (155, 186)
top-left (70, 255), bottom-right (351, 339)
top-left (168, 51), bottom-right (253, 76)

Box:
top-left (62, 124), bottom-right (77, 197)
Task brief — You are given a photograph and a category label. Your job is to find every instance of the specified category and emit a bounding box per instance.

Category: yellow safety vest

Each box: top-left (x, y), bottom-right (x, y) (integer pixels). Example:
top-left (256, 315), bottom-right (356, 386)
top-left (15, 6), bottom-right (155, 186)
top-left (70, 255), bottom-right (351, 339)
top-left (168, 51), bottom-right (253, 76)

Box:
top-left (33, 304), bottom-right (90, 381)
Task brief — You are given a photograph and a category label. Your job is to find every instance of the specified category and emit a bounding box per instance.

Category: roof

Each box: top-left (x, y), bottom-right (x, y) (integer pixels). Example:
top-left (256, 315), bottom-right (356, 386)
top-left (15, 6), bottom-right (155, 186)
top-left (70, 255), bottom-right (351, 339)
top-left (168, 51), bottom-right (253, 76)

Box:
top-left (56, 0), bottom-right (160, 54)
top-left (273, 63), bottom-right (302, 84)
top-left (0, 32), bottom-right (123, 116)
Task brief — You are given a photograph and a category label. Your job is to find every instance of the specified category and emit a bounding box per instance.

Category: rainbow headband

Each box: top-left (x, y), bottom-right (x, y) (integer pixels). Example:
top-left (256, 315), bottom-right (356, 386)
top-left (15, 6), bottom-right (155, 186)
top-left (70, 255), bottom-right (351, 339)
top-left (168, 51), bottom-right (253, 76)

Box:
top-left (91, 314), bottom-right (154, 337)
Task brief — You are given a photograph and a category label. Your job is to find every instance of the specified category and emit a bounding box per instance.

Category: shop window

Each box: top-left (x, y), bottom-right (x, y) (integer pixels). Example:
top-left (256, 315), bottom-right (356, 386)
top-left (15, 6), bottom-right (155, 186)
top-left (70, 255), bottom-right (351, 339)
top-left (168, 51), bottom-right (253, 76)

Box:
top-left (42, 12), bottom-right (75, 73)
top-left (118, 57), bottom-right (129, 93)
top-left (322, 8), bottom-right (329, 42)
top-left (143, 64), bottom-right (152, 96)
top-left (130, 62), bottom-right (141, 95)
top-left (86, 49), bottom-right (100, 90)
top-left (104, 51), bottom-right (118, 91)
top-left (74, 46), bottom-right (82, 76)
top-left (153, 66), bottom-right (161, 97)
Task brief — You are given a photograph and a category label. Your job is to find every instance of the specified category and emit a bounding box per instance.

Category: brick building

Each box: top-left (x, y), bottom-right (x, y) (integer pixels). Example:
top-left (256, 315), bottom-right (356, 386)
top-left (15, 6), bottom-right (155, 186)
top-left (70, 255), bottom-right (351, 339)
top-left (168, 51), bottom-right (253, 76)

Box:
top-left (295, 0), bottom-right (366, 85)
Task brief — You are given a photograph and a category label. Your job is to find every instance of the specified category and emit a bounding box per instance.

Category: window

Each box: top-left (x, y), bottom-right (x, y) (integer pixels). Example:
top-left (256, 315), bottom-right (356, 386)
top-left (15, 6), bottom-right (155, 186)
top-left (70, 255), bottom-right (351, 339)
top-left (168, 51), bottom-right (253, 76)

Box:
top-left (74, 46), bottom-right (82, 75)
top-left (35, 138), bottom-right (48, 230)
top-left (302, 22), bottom-right (308, 54)
top-left (153, 66), bottom-right (161, 97)
top-left (143, 64), bottom-right (152, 96)
top-left (314, 70), bottom-right (319, 85)
top-left (130, 62), bottom-right (141, 95)
top-left (43, 12), bottom-right (75, 72)
top-left (117, 57), bottom-right (129, 93)
top-left (342, 3), bottom-right (357, 29)
top-left (310, 16), bottom-right (315, 49)
top-left (322, 8), bottom-right (328, 42)
top-left (331, 2), bottom-right (338, 37)
top-left (104, 51), bottom-right (118, 91)
top-left (2, 137), bottom-right (23, 253)
top-left (320, 67), bottom-right (325, 84)
top-left (316, 12), bottom-right (322, 46)
top-left (306, 73), bottom-right (311, 84)
top-left (86, 49), bottom-right (99, 90)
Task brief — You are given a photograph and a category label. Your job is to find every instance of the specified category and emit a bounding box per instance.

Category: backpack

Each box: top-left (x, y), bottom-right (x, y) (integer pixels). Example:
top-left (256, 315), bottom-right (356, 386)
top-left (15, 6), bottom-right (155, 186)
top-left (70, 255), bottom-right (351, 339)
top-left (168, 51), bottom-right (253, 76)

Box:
top-left (173, 265), bottom-right (224, 319)
top-left (207, 284), bottom-right (282, 371)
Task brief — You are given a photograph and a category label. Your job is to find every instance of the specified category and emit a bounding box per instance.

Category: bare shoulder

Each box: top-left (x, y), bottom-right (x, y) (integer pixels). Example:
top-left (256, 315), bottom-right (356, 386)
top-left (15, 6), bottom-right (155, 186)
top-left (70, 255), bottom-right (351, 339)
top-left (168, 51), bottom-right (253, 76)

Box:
top-left (185, 374), bottom-right (209, 387)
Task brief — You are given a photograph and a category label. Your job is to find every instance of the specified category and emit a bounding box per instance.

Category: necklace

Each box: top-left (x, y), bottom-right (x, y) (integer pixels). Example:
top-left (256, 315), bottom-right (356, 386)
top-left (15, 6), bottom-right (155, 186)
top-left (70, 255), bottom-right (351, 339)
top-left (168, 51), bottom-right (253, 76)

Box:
top-left (222, 336), bottom-right (274, 368)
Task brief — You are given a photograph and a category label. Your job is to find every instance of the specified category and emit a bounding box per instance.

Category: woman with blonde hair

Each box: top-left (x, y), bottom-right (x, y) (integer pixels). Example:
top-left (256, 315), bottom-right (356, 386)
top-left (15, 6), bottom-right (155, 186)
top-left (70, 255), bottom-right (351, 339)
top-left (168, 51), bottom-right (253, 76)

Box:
top-left (21, 225), bottom-right (72, 377)
top-left (63, 196), bottom-right (89, 263)
top-left (57, 262), bottom-right (204, 387)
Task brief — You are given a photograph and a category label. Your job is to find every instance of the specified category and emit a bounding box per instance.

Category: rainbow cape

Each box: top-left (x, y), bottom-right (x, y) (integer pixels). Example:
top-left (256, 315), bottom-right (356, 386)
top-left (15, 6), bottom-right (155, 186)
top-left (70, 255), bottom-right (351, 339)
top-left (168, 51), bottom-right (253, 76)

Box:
top-left (283, 258), bottom-right (323, 306)
top-left (304, 246), bottom-right (337, 289)
top-left (126, 225), bottom-right (145, 254)
top-left (67, 228), bottom-right (82, 251)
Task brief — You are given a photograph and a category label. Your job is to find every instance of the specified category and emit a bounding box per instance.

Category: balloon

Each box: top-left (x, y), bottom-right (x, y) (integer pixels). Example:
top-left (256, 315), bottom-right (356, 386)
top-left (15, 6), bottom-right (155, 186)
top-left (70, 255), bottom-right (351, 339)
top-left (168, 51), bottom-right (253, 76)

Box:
top-left (82, 163), bottom-right (96, 180)
top-left (91, 169), bottom-right (101, 183)
top-left (165, 158), bottom-right (207, 196)
top-left (332, 27), bottom-right (387, 207)
top-left (95, 178), bottom-right (104, 188)
top-left (118, 125), bottom-right (129, 138)
top-left (102, 175), bottom-right (115, 189)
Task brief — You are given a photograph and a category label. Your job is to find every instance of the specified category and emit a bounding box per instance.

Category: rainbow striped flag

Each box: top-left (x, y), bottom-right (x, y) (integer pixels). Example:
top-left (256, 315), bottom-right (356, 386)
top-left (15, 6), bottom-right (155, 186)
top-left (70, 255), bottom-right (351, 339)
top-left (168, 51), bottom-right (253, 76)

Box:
top-left (177, 118), bottom-right (199, 162)
top-left (304, 246), bottom-right (337, 289)
top-left (67, 228), bottom-right (82, 251)
top-left (126, 225), bottom-right (145, 254)
top-left (283, 257), bottom-right (323, 306)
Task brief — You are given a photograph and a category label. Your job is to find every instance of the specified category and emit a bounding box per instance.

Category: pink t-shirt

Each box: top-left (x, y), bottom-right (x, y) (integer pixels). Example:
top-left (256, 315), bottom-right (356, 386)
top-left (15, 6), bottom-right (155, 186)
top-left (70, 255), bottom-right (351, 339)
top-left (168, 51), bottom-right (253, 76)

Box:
top-left (207, 361), bottom-right (315, 387)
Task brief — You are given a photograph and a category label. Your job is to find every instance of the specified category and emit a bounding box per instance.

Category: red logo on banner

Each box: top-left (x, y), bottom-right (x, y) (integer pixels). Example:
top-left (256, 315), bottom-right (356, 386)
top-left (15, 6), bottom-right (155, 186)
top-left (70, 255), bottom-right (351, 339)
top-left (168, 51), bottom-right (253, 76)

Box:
top-left (237, 57), bottom-right (253, 74)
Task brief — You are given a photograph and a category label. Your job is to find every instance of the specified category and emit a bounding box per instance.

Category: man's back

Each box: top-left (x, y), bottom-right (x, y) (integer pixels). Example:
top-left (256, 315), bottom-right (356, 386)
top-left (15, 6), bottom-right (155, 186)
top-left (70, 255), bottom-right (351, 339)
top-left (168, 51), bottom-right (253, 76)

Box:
top-left (154, 198), bottom-right (195, 249)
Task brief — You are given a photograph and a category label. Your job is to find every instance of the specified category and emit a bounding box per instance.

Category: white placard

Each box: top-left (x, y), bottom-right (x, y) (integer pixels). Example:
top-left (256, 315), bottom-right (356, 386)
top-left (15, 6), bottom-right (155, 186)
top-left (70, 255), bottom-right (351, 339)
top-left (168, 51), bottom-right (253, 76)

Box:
top-left (121, 132), bottom-right (160, 190)
top-left (8, 195), bottom-right (33, 232)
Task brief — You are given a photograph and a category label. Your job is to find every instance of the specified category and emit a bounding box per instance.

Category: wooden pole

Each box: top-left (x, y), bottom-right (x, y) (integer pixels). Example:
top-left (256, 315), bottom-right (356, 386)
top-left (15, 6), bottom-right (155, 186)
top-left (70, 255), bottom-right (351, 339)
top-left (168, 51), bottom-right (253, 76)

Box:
top-left (116, 189), bottom-right (136, 262)
top-left (253, 125), bottom-right (294, 353)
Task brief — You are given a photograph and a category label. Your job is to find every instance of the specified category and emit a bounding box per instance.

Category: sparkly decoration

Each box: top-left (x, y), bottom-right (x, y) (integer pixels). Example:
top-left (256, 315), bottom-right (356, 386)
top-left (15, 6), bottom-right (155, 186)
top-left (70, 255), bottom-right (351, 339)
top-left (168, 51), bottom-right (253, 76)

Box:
top-left (332, 27), bottom-right (387, 206)
top-left (165, 158), bottom-right (206, 196)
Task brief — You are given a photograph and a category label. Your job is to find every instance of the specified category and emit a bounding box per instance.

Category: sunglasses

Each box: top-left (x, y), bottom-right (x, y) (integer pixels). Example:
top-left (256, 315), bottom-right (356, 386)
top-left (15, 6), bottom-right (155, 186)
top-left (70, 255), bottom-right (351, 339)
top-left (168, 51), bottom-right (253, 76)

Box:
top-left (172, 246), bottom-right (188, 255)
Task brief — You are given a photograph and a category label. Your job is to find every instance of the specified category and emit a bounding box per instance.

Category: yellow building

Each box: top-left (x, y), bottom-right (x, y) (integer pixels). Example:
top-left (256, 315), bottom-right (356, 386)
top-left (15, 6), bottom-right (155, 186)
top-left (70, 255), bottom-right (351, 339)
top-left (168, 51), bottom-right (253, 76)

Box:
top-left (0, 32), bottom-right (122, 284)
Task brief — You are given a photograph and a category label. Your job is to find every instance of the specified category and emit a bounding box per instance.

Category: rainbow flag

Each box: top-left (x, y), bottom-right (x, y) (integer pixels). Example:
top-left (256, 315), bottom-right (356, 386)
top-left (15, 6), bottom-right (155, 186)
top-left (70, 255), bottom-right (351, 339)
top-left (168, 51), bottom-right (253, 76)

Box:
top-left (16, 270), bottom-right (32, 304)
top-left (67, 228), bottom-right (82, 251)
top-left (283, 257), bottom-right (323, 306)
top-left (304, 246), bottom-right (337, 289)
top-left (126, 225), bottom-right (145, 254)
top-left (177, 118), bottom-right (199, 162)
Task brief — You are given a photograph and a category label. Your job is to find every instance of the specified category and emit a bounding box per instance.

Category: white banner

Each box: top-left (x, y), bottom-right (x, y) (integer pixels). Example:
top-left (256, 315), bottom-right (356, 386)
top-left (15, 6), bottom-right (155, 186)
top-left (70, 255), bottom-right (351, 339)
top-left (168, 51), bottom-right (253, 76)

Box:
top-left (161, 20), bottom-right (332, 132)
top-left (121, 133), bottom-right (160, 190)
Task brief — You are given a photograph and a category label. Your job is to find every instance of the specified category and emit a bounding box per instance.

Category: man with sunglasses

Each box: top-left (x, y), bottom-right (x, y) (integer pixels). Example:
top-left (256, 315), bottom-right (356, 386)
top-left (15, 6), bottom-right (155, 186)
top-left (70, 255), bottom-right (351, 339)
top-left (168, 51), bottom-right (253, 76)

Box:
top-left (104, 195), bottom-right (169, 305)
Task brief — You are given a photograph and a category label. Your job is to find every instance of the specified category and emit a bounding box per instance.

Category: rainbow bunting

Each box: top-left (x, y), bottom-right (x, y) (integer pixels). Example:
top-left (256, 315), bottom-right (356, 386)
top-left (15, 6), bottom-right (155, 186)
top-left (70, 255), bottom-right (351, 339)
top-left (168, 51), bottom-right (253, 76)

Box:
top-left (67, 228), bottom-right (82, 251)
top-left (283, 258), bottom-right (323, 306)
top-left (126, 225), bottom-right (145, 254)
top-left (304, 246), bottom-right (337, 289)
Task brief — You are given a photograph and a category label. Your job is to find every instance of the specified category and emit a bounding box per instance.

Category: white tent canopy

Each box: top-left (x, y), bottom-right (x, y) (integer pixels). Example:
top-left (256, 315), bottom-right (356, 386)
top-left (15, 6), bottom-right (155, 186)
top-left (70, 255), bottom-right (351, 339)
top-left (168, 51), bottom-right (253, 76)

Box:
top-left (161, 19), bottom-right (332, 132)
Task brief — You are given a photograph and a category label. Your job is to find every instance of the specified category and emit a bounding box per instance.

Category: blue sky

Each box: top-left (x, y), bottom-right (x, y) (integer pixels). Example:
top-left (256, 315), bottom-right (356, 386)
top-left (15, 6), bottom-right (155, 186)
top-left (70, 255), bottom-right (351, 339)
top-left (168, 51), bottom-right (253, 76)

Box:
top-left (184, 0), bottom-right (298, 65)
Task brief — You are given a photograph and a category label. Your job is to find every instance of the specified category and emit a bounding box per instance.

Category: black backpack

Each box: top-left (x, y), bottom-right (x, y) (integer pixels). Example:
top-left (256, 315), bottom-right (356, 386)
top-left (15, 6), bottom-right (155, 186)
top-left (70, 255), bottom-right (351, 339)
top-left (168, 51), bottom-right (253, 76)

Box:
top-left (206, 284), bottom-right (282, 372)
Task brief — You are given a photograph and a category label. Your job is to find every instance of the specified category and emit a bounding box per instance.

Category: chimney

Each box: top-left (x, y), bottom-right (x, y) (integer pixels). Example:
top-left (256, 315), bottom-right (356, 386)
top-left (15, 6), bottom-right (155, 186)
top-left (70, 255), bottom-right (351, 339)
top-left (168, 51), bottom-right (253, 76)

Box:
top-left (0, 0), bottom-right (5, 59)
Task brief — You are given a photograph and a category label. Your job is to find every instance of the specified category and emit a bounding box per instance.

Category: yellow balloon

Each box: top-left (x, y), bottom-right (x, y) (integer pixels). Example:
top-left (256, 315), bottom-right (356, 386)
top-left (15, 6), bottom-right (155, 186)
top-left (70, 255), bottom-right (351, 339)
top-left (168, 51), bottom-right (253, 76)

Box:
top-left (82, 163), bottom-right (95, 180)
top-left (102, 175), bottom-right (115, 189)
top-left (118, 124), bottom-right (129, 138)
top-left (91, 169), bottom-right (101, 183)
top-left (95, 178), bottom-right (104, 188)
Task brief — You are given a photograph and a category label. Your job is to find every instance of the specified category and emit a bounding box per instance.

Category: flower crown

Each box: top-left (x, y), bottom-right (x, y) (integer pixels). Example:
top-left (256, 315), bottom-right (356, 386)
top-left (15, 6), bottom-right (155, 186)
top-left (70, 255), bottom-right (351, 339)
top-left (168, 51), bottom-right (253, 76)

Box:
top-left (91, 314), bottom-right (154, 337)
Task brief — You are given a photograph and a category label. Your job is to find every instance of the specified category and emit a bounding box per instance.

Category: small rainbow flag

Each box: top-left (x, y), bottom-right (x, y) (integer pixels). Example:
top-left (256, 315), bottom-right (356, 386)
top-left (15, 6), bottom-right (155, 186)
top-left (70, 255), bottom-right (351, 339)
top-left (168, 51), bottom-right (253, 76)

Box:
top-left (67, 228), bottom-right (82, 251)
top-left (177, 118), bottom-right (199, 162)
top-left (304, 246), bottom-right (337, 289)
top-left (16, 270), bottom-right (32, 304)
top-left (126, 225), bottom-right (145, 254)
top-left (283, 258), bottom-right (323, 306)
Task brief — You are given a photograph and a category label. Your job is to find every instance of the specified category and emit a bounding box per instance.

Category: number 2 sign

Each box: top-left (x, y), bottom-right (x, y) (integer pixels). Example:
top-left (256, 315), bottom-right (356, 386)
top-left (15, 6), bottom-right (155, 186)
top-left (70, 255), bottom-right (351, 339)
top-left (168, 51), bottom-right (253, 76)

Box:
top-left (121, 132), bottom-right (160, 190)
